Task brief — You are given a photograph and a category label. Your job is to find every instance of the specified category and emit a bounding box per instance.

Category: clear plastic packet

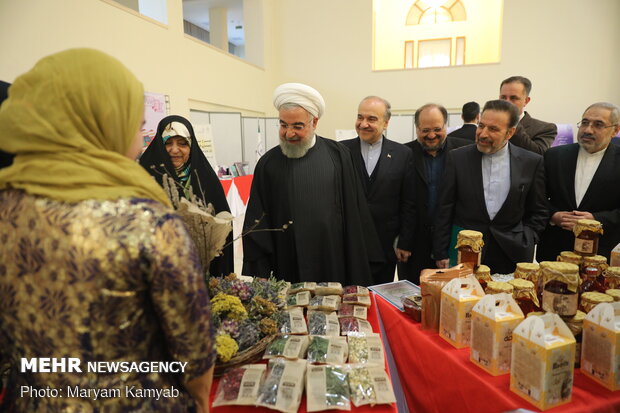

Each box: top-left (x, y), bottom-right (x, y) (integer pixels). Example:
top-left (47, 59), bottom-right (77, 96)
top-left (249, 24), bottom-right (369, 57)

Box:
top-left (315, 282), bottom-right (344, 296)
top-left (338, 304), bottom-right (368, 320)
top-left (286, 290), bottom-right (311, 308)
top-left (342, 294), bottom-right (372, 307)
top-left (343, 285), bottom-right (370, 297)
top-left (306, 335), bottom-right (349, 364)
top-left (279, 307), bottom-right (308, 335)
top-left (256, 358), bottom-right (307, 413)
top-left (307, 311), bottom-right (340, 336)
top-left (347, 332), bottom-right (385, 364)
top-left (263, 335), bottom-right (310, 360)
top-left (212, 364), bottom-right (266, 407)
top-left (306, 364), bottom-right (351, 412)
top-left (288, 282), bottom-right (317, 295)
top-left (347, 364), bottom-right (396, 407)
top-left (308, 295), bottom-right (341, 312)
top-left (339, 317), bottom-right (373, 335)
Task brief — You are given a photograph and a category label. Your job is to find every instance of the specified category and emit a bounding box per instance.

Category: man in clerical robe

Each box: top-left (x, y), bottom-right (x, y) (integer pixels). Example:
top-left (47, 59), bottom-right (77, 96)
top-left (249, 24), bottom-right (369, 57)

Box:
top-left (242, 83), bottom-right (383, 285)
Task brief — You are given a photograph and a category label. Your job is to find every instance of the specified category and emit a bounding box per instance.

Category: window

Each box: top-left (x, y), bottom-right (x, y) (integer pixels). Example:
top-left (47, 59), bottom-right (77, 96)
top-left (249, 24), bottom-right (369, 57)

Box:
top-left (417, 38), bottom-right (451, 68)
top-left (106, 0), bottom-right (168, 24)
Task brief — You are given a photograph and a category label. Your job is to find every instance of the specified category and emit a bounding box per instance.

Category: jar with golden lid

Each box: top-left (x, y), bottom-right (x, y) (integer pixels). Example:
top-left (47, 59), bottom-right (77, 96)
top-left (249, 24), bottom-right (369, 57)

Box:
top-left (508, 279), bottom-right (540, 315)
top-left (603, 266), bottom-right (620, 290)
top-left (580, 292), bottom-right (613, 314)
top-left (573, 219), bottom-right (603, 256)
top-left (557, 251), bottom-right (583, 266)
top-left (540, 261), bottom-right (580, 317)
top-left (605, 289), bottom-right (620, 302)
top-left (474, 265), bottom-right (491, 290)
top-left (579, 255), bottom-right (608, 293)
top-left (514, 262), bottom-right (540, 282)
top-left (563, 310), bottom-right (586, 367)
top-left (485, 281), bottom-right (514, 295)
top-left (456, 230), bottom-right (484, 269)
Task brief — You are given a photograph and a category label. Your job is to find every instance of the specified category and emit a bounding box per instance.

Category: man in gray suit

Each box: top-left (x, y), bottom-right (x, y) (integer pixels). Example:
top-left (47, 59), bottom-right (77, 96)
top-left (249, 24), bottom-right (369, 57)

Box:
top-left (499, 76), bottom-right (557, 155)
top-left (434, 100), bottom-right (548, 274)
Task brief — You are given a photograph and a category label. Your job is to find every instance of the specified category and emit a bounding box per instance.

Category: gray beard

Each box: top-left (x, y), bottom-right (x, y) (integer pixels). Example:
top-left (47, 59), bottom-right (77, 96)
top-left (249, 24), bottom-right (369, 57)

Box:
top-left (279, 139), bottom-right (313, 159)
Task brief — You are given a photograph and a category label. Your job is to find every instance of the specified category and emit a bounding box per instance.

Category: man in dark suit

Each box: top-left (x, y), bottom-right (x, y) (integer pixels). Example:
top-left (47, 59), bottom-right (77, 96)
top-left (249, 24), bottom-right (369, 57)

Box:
top-left (434, 100), bottom-right (548, 274)
top-left (448, 101), bottom-right (479, 142)
top-left (341, 96), bottom-right (415, 284)
top-left (499, 76), bottom-right (557, 155)
top-left (397, 104), bottom-right (471, 284)
top-left (537, 102), bottom-right (620, 261)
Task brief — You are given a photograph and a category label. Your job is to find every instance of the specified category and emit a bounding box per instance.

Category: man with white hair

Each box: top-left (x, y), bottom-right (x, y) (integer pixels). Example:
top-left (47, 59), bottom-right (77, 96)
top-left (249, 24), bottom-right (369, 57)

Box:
top-left (242, 83), bottom-right (382, 285)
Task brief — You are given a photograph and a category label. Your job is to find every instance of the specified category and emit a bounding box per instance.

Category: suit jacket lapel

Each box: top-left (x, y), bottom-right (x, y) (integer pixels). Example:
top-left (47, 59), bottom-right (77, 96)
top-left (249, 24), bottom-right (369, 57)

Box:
top-left (411, 142), bottom-right (428, 186)
top-left (469, 146), bottom-right (489, 221)
top-left (350, 137), bottom-right (370, 196)
top-left (368, 137), bottom-right (393, 198)
top-left (579, 144), bottom-right (616, 209)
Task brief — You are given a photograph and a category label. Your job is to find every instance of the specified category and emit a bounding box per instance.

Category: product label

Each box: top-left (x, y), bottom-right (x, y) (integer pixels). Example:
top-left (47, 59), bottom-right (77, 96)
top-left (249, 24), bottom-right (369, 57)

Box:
top-left (574, 238), bottom-right (594, 254)
top-left (353, 306), bottom-right (368, 319)
top-left (542, 291), bottom-right (578, 316)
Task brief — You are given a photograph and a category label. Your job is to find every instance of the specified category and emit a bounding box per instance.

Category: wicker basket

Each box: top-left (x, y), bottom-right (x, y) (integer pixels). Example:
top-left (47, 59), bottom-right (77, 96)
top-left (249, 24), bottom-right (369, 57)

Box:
top-left (214, 334), bottom-right (276, 377)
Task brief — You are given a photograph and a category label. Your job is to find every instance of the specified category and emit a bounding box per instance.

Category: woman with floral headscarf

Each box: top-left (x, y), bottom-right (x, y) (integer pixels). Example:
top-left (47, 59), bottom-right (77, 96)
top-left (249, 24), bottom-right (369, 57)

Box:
top-left (140, 115), bottom-right (233, 277)
top-left (0, 49), bottom-right (215, 412)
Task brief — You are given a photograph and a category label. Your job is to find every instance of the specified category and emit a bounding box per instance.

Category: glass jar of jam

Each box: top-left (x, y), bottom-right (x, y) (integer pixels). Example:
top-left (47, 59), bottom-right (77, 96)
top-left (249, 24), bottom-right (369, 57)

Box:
top-left (456, 230), bottom-right (484, 270)
top-left (603, 266), bottom-right (620, 290)
top-left (485, 281), bottom-right (514, 296)
top-left (580, 291), bottom-right (613, 313)
top-left (557, 251), bottom-right (583, 266)
top-left (563, 310), bottom-right (585, 368)
top-left (474, 265), bottom-right (491, 290)
top-left (579, 255), bottom-right (608, 293)
top-left (508, 278), bottom-right (540, 316)
top-left (540, 261), bottom-right (580, 317)
top-left (573, 219), bottom-right (603, 257)
top-left (605, 289), bottom-right (620, 302)
top-left (514, 262), bottom-right (540, 282)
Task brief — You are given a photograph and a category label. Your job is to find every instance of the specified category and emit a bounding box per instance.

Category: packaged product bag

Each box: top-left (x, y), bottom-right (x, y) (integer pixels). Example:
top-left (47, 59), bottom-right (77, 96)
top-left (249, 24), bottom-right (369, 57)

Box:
top-left (263, 335), bottom-right (310, 360)
top-left (338, 304), bottom-right (368, 320)
top-left (257, 358), bottom-right (307, 413)
top-left (278, 306), bottom-right (308, 335)
top-left (420, 265), bottom-right (469, 332)
top-left (347, 332), bottom-right (385, 364)
top-left (212, 364), bottom-right (266, 407)
top-left (286, 290), bottom-right (311, 308)
top-left (306, 364), bottom-right (351, 412)
top-left (308, 311), bottom-right (340, 336)
top-left (439, 274), bottom-right (485, 348)
top-left (347, 364), bottom-right (396, 407)
top-left (307, 336), bottom-right (349, 365)
top-left (510, 313), bottom-right (576, 410)
top-left (470, 293), bottom-right (524, 375)
top-left (581, 301), bottom-right (620, 390)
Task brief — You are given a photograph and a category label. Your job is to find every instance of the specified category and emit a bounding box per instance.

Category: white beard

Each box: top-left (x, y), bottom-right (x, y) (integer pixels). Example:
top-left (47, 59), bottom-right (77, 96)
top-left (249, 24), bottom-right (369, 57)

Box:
top-left (279, 138), bottom-right (313, 159)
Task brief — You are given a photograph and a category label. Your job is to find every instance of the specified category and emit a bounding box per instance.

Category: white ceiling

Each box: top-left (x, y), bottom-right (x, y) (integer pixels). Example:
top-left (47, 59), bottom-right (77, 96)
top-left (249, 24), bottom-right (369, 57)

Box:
top-left (182, 0), bottom-right (245, 45)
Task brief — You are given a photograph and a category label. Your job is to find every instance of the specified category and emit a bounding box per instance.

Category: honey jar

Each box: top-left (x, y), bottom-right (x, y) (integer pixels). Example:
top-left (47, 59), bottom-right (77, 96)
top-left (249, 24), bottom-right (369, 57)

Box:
top-left (579, 255), bottom-right (607, 293)
top-left (563, 310), bottom-right (585, 367)
top-left (605, 289), bottom-right (620, 302)
top-left (573, 219), bottom-right (603, 257)
top-left (603, 267), bottom-right (620, 290)
top-left (456, 230), bottom-right (484, 269)
top-left (474, 265), bottom-right (491, 290)
top-left (514, 262), bottom-right (540, 282)
top-left (540, 261), bottom-right (580, 317)
top-left (557, 251), bottom-right (583, 266)
top-left (485, 281), bottom-right (514, 295)
top-left (579, 291), bottom-right (613, 314)
top-left (508, 279), bottom-right (540, 316)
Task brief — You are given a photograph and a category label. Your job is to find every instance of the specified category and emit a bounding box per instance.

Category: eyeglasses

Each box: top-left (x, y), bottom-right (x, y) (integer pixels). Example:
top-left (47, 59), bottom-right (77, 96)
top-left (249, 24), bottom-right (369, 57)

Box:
top-left (420, 127), bottom-right (444, 135)
top-left (577, 119), bottom-right (618, 131)
top-left (279, 121), bottom-right (311, 132)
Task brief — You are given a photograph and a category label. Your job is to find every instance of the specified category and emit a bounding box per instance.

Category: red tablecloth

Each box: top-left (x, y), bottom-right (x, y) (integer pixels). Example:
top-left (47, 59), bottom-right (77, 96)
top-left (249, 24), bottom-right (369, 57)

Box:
top-left (375, 295), bottom-right (620, 413)
top-left (209, 294), bottom-right (398, 412)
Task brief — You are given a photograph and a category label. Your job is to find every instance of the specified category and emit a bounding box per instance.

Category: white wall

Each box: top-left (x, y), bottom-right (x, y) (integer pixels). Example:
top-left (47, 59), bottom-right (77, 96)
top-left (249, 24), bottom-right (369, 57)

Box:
top-left (267, 0), bottom-right (620, 139)
top-left (1, 0), bottom-right (619, 144)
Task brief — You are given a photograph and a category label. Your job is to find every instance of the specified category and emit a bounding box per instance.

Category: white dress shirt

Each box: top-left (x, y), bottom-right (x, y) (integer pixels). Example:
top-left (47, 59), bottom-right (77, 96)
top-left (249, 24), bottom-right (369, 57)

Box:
top-left (482, 143), bottom-right (511, 220)
top-left (574, 146), bottom-right (606, 207)
top-left (360, 136), bottom-right (383, 176)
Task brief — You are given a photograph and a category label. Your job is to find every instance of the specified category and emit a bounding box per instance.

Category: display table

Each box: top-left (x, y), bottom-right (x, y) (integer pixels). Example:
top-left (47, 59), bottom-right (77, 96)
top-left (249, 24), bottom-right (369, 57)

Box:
top-left (209, 294), bottom-right (398, 412)
top-left (374, 294), bottom-right (620, 413)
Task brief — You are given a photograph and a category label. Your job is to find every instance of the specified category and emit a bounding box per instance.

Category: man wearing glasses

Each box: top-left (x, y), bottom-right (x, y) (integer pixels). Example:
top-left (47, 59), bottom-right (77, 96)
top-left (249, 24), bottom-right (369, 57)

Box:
top-left (399, 103), bottom-right (470, 284)
top-left (242, 83), bottom-right (382, 286)
top-left (537, 102), bottom-right (620, 261)
top-left (499, 76), bottom-right (557, 155)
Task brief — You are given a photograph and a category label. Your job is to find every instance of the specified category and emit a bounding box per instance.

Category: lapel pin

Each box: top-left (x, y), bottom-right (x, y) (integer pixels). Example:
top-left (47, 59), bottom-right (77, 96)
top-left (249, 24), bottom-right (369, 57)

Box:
top-left (387, 153), bottom-right (392, 158)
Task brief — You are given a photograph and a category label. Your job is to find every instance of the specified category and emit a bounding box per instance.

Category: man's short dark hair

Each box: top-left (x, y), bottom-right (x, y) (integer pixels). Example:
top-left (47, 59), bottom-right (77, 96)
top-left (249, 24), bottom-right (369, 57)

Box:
top-left (461, 101), bottom-right (480, 123)
top-left (414, 103), bottom-right (448, 127)
top-left (482, 99), bottom-right (520, 128)
top-left (500, 76), bottom-right (532, 96)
